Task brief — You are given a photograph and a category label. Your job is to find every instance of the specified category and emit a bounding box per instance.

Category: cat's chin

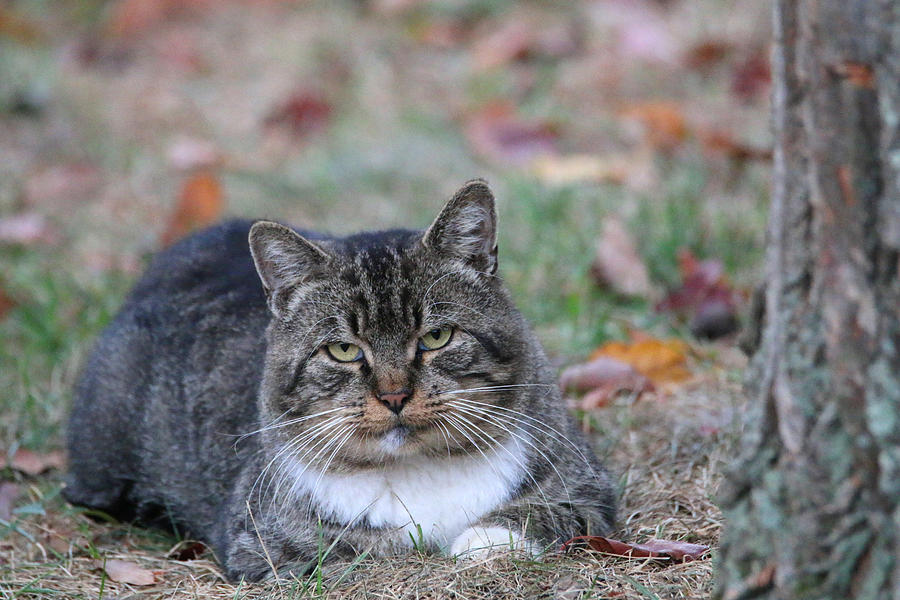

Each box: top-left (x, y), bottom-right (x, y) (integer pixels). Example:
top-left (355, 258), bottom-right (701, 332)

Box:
top-left (378, 425), bottom-right (411, 455)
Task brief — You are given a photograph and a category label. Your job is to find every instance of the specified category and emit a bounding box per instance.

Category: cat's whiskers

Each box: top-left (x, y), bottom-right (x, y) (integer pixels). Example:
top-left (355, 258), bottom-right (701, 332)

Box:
top-left (447, 399), bottom-right (572, 505)
top-left (267, 417), bottom-right (352, 504)
top-left (427, 300), bottom-right (499, 327)
top-left (444, 396), bottom-right (604, 486)
top-left (438, 384), bottom-right (556, 394)
top-left (419, 268), bottom-right (473, 305)
top-left (443, 406), bottom-right (559, 522)
top-left (252, 414), bottom-right (348, 509)
top-left (303, 424), bottom-right (358, 518)
top-left (235, 406), bottom-right (347, 445)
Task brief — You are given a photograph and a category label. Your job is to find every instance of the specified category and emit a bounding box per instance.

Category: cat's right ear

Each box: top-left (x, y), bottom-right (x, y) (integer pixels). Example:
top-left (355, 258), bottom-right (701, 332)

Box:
top-left (249, 221), bottom-right (331, 317)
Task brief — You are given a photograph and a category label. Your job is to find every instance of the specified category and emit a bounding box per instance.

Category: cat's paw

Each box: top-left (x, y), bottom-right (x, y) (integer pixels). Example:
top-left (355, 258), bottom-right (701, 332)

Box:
top-left (450, 527), bottom-right (533, 559)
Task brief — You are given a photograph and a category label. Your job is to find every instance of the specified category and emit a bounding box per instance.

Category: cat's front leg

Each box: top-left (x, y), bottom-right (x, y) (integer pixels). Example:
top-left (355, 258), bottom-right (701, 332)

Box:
top-left (451, 490), bottom-right (615, 559)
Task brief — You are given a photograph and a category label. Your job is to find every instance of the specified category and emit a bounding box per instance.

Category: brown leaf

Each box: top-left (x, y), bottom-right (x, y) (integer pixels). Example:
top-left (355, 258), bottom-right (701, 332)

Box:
top-left (619, 102), bottom-right (687, 151)
top-left (464, 102), bottom-right (558, 166)
top-left (0, 7), bottom-right (44, 44)
top-left (7, 448), bottom-right (66, 476)
top-left (167, 540), bottom-right (207, 561)
top-left (699, 129), bottom-right (772, 163)
top-left (590, 217), bottom-right (653, 297)
top-left (560, 357), bottom-right (653, 410)
top-left (160, 171), bottom-right (224, 247)
top-left (683, 40), bottom-right (732, 70)
top-left (531, 155), bottom-right (628, 186)
top-left (562, 535), bottom-right (709, 562)
top-left (833, 61), bottom-right (875, 89)
top-left (0, 287), bottom-right (15, 321)
top-left (589, 337), bottom-right (691, 386)
top-left (264, 92), bottom-right (332, 138)
top-left (0, 482), bottom-right (19, 521)
top-left (100, 559), bottom-right (158, 586)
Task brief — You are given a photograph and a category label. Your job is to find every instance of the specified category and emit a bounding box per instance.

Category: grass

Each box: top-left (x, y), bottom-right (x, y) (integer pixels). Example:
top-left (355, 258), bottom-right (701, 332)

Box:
top-left (1, 0), bottom-right (769, 597)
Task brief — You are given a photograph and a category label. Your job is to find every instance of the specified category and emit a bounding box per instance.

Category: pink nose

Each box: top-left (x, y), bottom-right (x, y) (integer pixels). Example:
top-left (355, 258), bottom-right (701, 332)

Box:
top-left (379, 390), bottom-right (411, 415)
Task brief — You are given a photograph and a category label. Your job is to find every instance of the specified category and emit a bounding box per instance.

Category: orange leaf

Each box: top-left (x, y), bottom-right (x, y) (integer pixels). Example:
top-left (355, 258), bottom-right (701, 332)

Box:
top-left (589, 338), bottom-right (690, 386)
top-left (160, 171), bottom-right (224, 247)
top-left (619, 102), bottom-right (686, 150)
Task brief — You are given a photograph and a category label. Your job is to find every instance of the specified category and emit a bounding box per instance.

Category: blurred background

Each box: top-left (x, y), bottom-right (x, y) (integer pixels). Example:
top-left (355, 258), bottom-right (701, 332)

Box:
top-left (0, 0), bottom-right (770, 450)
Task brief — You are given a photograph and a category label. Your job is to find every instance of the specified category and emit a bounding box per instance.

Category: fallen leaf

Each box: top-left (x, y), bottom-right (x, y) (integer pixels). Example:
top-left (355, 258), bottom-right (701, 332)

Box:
top-left (832, 61), bottom-right (875, 89)
top-left (590, 337), bottom-right (691, 386)
top-left (264, 92), bottom-right (332, 138)
top-left (160, 171), bottom-right (224, 247)
top-left (731, 50), bottom-right (771, 103)
top-left (0, 287), bottom-right (15, 320)
top-left (0, 483), bottom-right (19, 521)
top-left (656, 249), bottom-right (741, 339)
top-left (100, 559), bottom-right (158, 586)
top-left (0, 213), bottom-right (59, 246)
top-left (590, 217), bottom-right (653, 297)
top-left (531, 155), bottom-right (628, 186)
top-left (464, 102), bottom-right (558, 166)
top-left (560, 356), bottom-right (647, 393)
top-left (7, 448), bottom-right (66, 476)
top-left (0, 7), bottom-right (44, 44)
top-left (562, 535), bottom-right (709, 562)
top-left (683, 39), bottom-right (732, 70)
top-left (619, 102), bottom-right (687, 151)
top-left (167, 540), bottom-right (207, 561)
top-left (699, 129), bottom-right (772, 163)
top-left (560, 357), bottom-right (653, 410)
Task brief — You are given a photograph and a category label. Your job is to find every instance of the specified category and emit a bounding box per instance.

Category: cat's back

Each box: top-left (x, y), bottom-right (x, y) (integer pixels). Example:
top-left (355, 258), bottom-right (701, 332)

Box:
top-left (64, 220), bottom-right (279, 522)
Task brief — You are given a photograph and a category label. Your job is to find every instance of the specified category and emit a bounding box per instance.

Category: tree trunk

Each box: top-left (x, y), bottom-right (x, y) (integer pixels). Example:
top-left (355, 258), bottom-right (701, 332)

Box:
top-left (715, 1), bottom-right (900, 599)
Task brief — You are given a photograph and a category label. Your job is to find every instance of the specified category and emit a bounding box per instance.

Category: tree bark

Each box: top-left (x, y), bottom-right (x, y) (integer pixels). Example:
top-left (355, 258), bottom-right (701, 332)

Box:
top-left (716, 1), bottom-right (900, 599)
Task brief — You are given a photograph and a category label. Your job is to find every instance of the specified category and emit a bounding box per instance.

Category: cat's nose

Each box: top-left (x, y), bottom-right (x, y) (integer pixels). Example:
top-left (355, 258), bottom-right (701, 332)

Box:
top-left (378, 390), bottom-right (411, 415)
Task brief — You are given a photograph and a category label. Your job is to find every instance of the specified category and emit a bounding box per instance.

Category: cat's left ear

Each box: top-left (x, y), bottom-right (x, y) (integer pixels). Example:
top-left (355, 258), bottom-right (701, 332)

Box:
top-left (422, 179), bottom-right (498, 274)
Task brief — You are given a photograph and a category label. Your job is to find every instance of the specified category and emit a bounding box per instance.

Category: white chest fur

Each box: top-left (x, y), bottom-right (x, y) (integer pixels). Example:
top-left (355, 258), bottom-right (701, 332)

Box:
top-left (284, 436), bottom-right (528, 550)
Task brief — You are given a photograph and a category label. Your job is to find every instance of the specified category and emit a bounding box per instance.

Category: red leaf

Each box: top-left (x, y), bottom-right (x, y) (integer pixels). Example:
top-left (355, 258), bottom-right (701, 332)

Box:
top-left (656, 249), bottom-right (740, 339)
top-left (464, 102), bottom-right (558, 166)
top-left (0, 287), bottom-right (15, 321)
top-left (167, 540), bottom-right (207, 561)
top-left (7, 448), bottom-right (66, 476)
top-left (562, 535), bottom-right (709, 562)
top-left (264, 92), bottom-right (332, 138)
top-left (731, 50), bottom-right (771, 103)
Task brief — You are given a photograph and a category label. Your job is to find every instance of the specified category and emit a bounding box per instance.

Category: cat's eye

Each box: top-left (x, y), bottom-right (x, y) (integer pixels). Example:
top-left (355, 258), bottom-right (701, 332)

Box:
top-left (326, 342), bottom-right (363, 362)
top-left (419, 326), bottom-right (453, 351)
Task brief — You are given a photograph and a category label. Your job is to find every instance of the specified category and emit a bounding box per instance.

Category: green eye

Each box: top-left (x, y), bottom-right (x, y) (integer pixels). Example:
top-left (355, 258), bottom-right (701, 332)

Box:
top-left (419, 326), bottom-right (453, 351)
top-left (326, 342), bottom-right (363, 362)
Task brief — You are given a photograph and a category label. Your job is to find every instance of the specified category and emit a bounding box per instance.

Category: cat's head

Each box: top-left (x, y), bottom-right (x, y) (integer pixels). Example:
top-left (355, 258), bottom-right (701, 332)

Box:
top-left (249, 180), bottom-right (539, 467)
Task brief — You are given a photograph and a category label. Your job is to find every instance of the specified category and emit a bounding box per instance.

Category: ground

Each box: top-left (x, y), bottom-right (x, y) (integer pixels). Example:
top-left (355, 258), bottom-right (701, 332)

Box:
top-left (1, 1), bottom-right (769, 598)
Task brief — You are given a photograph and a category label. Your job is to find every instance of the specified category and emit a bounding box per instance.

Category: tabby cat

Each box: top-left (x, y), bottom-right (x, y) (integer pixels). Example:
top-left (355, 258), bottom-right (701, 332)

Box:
top-left (64, 180), bottom-right (616, 581)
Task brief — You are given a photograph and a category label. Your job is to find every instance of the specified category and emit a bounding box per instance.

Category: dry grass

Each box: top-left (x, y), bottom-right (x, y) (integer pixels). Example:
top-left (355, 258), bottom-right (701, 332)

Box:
top-left (0, 0), bottom-right (767, 597)
top-left (1, 350), bottom-right (744, 599)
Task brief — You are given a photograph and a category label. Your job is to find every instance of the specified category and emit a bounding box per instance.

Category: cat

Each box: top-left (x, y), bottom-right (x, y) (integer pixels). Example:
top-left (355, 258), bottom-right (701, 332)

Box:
top-left (63, 179), bottom-right (616, 582)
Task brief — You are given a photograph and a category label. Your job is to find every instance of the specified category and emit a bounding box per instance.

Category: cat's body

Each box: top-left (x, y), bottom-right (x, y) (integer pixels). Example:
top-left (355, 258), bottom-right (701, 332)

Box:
top-left (64, 181), bottom-right (616, 581)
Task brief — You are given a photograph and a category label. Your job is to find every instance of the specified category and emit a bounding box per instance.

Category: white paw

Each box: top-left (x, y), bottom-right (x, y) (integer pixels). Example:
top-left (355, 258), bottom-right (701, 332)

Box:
top-left (450, 527), bottom-right (533, 559)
